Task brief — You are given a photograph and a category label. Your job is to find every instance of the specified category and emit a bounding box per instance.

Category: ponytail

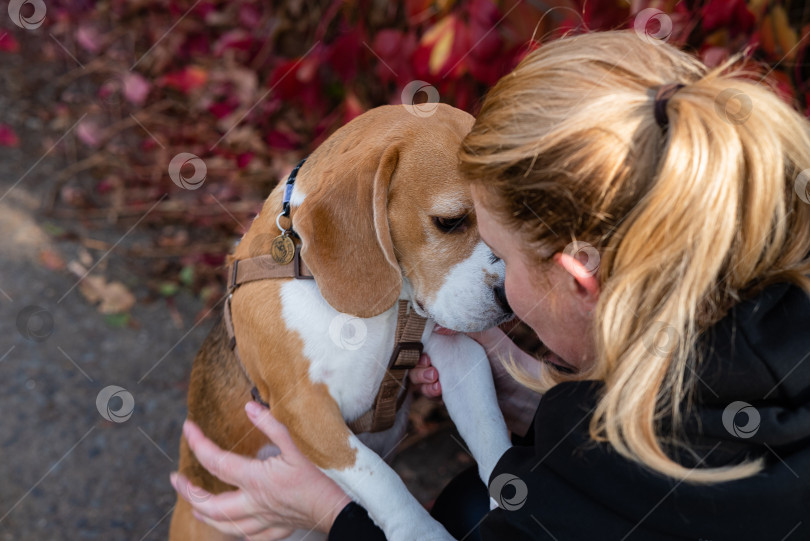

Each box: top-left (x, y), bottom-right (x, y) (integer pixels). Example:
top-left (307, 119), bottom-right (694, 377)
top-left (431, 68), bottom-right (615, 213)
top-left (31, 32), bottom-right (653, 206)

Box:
top-left (459, 30), bottom-right (810, 483)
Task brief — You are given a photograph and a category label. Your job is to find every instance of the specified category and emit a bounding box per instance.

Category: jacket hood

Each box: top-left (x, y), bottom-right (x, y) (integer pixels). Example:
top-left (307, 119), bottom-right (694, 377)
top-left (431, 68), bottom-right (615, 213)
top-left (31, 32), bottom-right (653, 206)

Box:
top-left (686, 281), bottom-right (810, 464)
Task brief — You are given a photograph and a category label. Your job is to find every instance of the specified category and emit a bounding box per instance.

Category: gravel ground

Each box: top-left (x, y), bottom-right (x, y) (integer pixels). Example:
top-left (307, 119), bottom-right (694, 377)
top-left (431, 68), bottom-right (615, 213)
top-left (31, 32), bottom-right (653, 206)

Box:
top-left (0, 184), bottom-right (212, 540)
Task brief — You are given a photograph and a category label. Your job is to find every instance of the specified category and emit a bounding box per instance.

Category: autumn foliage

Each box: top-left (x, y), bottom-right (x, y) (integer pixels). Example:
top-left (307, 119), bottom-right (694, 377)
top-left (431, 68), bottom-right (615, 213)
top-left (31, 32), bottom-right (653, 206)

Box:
top-left (2, 0), bottom-right (809, 302)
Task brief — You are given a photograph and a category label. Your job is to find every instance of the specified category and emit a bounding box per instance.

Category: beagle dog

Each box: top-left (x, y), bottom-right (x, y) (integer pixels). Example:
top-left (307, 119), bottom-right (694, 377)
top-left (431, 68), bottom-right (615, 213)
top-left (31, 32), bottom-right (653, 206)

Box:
top-left (169, 104), bottom-right (514, 541)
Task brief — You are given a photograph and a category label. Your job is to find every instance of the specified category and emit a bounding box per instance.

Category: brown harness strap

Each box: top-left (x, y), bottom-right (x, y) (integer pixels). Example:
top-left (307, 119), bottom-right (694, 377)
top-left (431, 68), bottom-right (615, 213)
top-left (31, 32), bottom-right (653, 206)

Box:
top-left (223, 240), bottom-right (426, 434)
top-left (347, 300), bottom-right (425, 433)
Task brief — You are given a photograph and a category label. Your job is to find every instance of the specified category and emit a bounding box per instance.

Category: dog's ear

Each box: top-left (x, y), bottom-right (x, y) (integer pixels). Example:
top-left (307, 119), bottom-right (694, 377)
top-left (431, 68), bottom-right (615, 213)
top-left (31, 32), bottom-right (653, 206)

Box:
top-left (293, 143), bottom-right (402, 318)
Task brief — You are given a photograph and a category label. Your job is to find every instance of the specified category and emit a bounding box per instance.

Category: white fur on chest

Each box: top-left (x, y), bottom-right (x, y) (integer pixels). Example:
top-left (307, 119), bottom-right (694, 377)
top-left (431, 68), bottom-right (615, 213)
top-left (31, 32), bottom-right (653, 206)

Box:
top-left (279, 279), bottom-right (427, 422)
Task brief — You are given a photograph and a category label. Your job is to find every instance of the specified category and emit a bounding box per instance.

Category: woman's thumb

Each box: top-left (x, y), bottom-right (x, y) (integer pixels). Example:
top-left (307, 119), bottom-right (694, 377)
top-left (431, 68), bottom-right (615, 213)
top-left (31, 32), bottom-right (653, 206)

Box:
top-left (244, 401), bottom-right (299, 457)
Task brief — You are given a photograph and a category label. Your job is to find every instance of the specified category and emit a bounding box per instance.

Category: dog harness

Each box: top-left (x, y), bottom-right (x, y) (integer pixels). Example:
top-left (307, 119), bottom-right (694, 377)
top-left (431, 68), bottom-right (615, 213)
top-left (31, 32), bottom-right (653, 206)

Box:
top-left (223, 158), bottom-right (428, 434)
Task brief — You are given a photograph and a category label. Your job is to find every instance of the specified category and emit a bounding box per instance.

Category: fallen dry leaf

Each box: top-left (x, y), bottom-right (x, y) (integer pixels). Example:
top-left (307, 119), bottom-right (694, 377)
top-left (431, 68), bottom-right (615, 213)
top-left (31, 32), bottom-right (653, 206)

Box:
top-left (39, 249), bottom-right (66, 271)
top-left (70, 262), bottom-right (136, 315)
top-left (78, 275), bottom-right (106, 305)
top-left (97, 281), bottom-right (136, 314)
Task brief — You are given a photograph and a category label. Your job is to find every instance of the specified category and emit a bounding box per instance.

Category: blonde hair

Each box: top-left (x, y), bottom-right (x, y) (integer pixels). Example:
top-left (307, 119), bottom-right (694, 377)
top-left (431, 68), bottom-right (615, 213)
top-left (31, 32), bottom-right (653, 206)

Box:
top-left (459, 31), bottom-right (810, 483)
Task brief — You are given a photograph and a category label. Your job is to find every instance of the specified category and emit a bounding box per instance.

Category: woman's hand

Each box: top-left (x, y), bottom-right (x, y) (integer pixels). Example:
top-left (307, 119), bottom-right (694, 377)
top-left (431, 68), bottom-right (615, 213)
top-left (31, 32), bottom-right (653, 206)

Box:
top-left (409, 352), bottom-right (442, 397)
top-left (170, 401), bottom-right (351, 540)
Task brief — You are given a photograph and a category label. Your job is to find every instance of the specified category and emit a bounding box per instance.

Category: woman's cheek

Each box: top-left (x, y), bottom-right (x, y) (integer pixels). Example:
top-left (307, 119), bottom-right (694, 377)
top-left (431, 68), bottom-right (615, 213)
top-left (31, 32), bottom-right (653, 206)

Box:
top-left (504, 269), bottom-right (537, 328)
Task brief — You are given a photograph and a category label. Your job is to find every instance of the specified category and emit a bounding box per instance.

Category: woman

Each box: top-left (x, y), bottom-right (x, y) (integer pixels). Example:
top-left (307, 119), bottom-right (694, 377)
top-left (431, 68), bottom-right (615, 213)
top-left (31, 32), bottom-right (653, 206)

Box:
top-left (171, 30), bottom-right (810, 540)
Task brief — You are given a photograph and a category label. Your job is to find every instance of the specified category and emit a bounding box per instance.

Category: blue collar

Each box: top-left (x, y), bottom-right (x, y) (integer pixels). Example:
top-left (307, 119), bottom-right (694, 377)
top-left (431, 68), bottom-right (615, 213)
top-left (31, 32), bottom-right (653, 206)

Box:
top-left (280, 157), bottom-right (307, 239)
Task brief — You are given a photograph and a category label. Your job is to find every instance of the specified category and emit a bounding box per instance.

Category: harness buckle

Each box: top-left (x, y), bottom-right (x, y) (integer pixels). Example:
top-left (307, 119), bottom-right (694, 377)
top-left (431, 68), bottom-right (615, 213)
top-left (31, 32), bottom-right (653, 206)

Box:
top-left (388, 341), bottom-right (423, 369)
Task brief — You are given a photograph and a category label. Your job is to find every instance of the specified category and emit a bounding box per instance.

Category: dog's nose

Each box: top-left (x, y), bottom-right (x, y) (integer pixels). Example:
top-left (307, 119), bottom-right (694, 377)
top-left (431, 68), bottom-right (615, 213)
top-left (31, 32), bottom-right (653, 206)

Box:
top-left (494, 284), bottom-right (512, 314)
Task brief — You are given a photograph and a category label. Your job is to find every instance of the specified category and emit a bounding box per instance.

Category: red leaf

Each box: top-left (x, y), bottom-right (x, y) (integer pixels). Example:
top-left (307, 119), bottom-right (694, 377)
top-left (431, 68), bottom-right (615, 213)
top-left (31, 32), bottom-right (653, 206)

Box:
top-left (269, 59), bottom-right (303, 99)
top-left (469, 0), bottom-right (500, 27)
top-left (213, 29), bottom-right (254, 56)
top-left (141, 137), bottom-right (159, 152)
top-left (208, 101), bottom-right (237, 119)
top-left (466, 1), bottom-right (507, 85)
top-left (236, 152), bottom-right (254, 169)
top-left (266, 130), bottom-right (300, 150)
top-left (181, 33), bottom-right (212, 57)
top-left (96, 177), bottom-right (114, 194)
top-left (123, 72), bottom-right (151, 106)
top-left (268, 55), bottom-right (322, 109)
top-left (702, 0), bottom-right (755, 36)
top-left (0, 124), bottom-right (19, 147)
top-left (76, 24), bottom-right (103, 54)
top-left (327, 30), bottom-right (363, 83)
top-left (239, 4), bottom-right (262, 29)
top-left (76, 118), bottom-right (103, 148)
top-left (200, 253), bottom-right (225, 267)
top-left (0, 33), bottom-right (20, 53)
top-left (374, 29), bottom-right (404, 57)
top-left (450, 81), bottom-right (477, 114)
top-left (372, 29), bottom-right (417, 84)
top-left (468, 18), bottom-right (502, 62)
top-left (159, 66), bottom-right (208, 94)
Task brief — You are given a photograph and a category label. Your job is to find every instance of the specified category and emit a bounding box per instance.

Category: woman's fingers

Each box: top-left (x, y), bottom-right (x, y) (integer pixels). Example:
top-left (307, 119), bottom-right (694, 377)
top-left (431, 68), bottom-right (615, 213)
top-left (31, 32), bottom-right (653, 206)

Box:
top-left (170, 472), bottom-right (251, 522)
top-left (409, 353), bottom-right (442, 397)
top-left (188, 510), bottom-right (250, 537)
top-left (170, 473), bottom-right (268, 537)
top-left (409, 357), bottom-right (438, 385)
top-left (170, 471), bottom-right (214, 508)
top-left (244, 402), bottom-right (301, 461)
top-left (182, 419), bottom-right (255, 488)
top-left (190, 506), bottom-right (290, 540)
top-left (421, 380), bottom-right (442, 397)
top-left (173, 411), bottom-right (351, 536)
top-left (171, 471), bottom-right (295, 539)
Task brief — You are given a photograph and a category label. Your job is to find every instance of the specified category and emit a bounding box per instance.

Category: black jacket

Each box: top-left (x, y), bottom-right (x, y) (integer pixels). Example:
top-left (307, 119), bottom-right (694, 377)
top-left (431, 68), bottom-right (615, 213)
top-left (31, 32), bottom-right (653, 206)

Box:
top-left (330, 282), bottom-right (810, 540)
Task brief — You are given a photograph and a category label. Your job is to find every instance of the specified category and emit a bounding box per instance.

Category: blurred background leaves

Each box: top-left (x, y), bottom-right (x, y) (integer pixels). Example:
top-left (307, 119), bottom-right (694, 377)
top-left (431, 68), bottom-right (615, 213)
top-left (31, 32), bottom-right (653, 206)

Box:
top-left (1, 0), bottom-right (809, 316)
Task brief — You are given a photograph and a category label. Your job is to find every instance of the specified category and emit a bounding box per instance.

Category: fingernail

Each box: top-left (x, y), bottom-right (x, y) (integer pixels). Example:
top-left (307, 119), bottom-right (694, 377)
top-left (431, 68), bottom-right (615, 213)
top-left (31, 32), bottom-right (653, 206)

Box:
top-left (169, 472), bottom-right (177, 486)
top-left (432, 381), bottom-right (440, 392)
top-left (245, 401), bottom-right (262, 417)
top-left (425, 368), bottom-right (436, 380)
top-left (182, 420), bottom-right (190, 438)
top-left (418, 354), bottom-right (428, 365)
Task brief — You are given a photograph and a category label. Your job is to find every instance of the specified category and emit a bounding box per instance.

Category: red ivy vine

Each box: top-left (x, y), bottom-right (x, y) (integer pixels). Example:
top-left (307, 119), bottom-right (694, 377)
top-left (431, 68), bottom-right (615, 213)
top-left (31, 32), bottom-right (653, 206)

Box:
top-left (1, 0), bottom-right (808, 301)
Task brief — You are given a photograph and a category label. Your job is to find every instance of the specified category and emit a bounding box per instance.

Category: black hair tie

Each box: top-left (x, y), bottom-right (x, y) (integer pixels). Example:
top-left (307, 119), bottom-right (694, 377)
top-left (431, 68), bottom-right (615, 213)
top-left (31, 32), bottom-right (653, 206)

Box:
top-left (653, 83), bottom-right (685, 129)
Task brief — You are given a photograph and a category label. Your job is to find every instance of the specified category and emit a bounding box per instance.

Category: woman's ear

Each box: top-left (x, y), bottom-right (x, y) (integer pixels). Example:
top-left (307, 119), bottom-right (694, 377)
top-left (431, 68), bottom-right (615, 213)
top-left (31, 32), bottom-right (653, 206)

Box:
top-left (553, 251), bottom-right (600, 307)
top-left (293, 143), bottom-right (403, 318)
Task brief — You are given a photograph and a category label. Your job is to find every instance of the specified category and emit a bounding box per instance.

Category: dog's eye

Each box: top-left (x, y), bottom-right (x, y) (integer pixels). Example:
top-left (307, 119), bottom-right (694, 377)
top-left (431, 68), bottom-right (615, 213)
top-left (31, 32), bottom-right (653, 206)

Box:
top-left (488, 253), bottom-right (501, 264)
top-left (432, 215), bottom-right (468, 233)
